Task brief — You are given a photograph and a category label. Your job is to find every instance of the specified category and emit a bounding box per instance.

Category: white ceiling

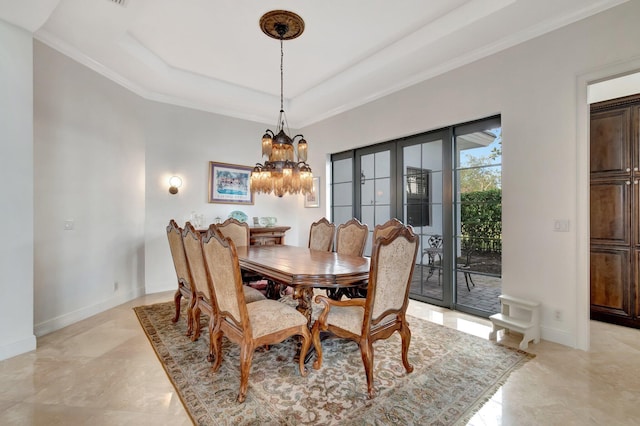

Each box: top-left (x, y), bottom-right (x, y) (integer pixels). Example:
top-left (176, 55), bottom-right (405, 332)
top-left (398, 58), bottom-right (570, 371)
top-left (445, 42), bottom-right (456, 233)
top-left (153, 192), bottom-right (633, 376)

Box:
top-left (0, 0), bottom-right (627, 127)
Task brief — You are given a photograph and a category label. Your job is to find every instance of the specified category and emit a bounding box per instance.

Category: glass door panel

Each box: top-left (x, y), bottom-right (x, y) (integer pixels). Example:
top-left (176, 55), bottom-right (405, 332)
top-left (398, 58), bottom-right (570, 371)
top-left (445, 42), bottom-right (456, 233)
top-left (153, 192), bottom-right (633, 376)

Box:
top-left (454, 125), bottom-right (502, 316)
top-left (402, 137), bottom-right (445, 302)
top-left (360, 149), bottom-right (393, 256)
top-left (331, 156), bottom-right (353, 225)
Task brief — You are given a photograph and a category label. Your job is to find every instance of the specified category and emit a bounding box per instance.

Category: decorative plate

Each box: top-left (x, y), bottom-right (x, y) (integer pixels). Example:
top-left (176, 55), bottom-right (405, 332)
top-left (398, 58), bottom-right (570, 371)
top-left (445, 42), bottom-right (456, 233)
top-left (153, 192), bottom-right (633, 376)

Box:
top-left (228, 210), bottom-right (248, 223)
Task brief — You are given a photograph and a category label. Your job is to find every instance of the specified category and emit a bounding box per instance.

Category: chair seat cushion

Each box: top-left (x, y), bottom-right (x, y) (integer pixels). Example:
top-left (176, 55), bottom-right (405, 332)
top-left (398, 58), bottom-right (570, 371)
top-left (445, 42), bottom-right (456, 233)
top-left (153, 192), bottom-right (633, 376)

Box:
top-left (243, 285), bottom-right (266, 303)
top-left (325, 306), bottom-right (397, 336)
top-left (247, 299), bottom-right (307, 338)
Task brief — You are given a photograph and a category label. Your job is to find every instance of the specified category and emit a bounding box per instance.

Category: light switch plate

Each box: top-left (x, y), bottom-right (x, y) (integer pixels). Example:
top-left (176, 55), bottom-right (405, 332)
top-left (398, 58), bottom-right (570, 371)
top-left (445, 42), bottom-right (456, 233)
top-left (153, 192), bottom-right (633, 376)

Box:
top-left (553, 219), bottom-right (569, 232)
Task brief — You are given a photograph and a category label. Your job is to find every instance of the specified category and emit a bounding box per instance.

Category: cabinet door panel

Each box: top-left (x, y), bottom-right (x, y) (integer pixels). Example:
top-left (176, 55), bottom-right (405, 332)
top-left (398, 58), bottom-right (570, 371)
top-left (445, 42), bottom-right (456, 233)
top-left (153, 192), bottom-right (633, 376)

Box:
top-left (590, 248), bottom-right (631, 318)
top-left (590, 179), bottom-right (630, 245)
top-left (590, 109), bottom-right (630, 176)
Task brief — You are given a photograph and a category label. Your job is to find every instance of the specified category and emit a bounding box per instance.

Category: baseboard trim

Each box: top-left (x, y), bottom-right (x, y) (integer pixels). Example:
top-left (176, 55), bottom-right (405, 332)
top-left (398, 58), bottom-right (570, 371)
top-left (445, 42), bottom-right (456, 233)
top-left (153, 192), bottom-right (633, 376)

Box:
top-left (34, 286), bottom-right (146, 337)
top-left (0, 334), bottom-right (37, 361)
top-left (540, 325), bottom-right (575, 348)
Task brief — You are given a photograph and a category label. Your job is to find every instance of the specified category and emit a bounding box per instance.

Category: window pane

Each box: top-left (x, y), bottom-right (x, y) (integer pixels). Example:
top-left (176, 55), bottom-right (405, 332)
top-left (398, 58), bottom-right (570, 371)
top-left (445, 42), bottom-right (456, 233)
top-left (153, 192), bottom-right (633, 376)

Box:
top-left (333, 206), bottom-right (352, 226)
top-left (457, 128), bottom-right (501, 168)
top-left (422, 140), bottom-right (442, 171)
top-left (375, 177), bottom-right (390, 204)
top-left (333, 158), bottom-right (352, 183)
top-left (374, 205), bottom-right (391, 226)
top-left (361, 205), bottom-right (374, 229)
top-left (456, 166), bottom-right (501, 194)
top-left (361, 154), bottom-right (374, 181)
top-left (333, 182), bottom-right (352, 206)
top-left (361, 179), bottom-right (374, 206)
top-left (375, 150), bottom-right (391, 178)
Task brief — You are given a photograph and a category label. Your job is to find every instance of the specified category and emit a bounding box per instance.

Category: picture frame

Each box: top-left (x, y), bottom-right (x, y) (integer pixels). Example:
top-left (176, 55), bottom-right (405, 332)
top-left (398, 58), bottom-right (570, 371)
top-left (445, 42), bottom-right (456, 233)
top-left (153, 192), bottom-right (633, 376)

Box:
top-left (208, 161), bottom-right (254, 205)
top-left (304, 177), bottom-right (320, 208)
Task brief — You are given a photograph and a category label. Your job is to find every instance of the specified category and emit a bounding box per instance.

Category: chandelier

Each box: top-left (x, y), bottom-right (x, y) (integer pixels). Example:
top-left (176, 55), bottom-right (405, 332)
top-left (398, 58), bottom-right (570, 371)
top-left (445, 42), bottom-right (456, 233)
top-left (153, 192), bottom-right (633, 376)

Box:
top-left (250, 10), bottom-right (313, 197)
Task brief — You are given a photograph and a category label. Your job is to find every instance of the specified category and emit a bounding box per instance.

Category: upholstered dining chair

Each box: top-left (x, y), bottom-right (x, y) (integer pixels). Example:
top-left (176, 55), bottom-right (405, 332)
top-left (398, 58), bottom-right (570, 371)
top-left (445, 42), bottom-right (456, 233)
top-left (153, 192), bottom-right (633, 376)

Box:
top-left (214, 218), bottom-right (269, 292)
top-left (372, 218), bottom-right (404, 241)
top-left (311, 225), bottom-right (419, 398)
top-left (308, 217), bottom-right (336, 252)
top-left (328, 218), bottom-right (369, 299)
top-left (335, 218), bottom-right (369, 257)
top-left (166, 220), bottom-right (196, 336)
top-left (216, 218), bottom-right (250, 247)
top-left (201, 230), bottom-right (312, 403)
top-left (182, 222), bottom-right (266, 342)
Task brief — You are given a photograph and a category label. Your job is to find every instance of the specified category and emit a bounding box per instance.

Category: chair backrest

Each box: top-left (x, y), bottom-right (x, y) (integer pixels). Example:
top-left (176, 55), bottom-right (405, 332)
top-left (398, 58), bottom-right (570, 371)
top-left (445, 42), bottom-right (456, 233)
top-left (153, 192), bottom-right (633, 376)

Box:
top-left (372, 218), bottom-right (404, 242)
top-left (166, 220), bottom-right (191, 290)
top-left (216, 218), bottom-right (250, 247)
top-left (308, 217), bottom-right (336, 251)
top-left (181, 222), bottom-right (212, 299)
top-left (335, 218), bottom-right (369, 256)
top-left (366, 225), bottom-right (419, 325)
top-left (201, 230), bottom-right (246, 328)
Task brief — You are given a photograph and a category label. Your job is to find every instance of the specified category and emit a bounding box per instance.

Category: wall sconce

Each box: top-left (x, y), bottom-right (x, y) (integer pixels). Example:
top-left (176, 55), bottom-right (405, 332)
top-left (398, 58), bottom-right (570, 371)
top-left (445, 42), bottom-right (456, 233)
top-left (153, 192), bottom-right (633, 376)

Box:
top-left (169, 176), bottom-right (182, 195)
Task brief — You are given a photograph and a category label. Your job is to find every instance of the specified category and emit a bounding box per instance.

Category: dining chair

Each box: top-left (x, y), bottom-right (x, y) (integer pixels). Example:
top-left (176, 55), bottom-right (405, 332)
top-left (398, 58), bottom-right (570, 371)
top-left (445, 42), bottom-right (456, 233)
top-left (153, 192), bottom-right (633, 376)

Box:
top-left (201, 230), bottom-right (312, 403)
top-left (335, 218), bottom-right (368, 257)
top-left (372, 218), bottom-right (404, 241)
top-left (328, 218), bottom-right (369, 299)
top-left (213, 218), bottom-right (271, 294)
top-left (308, 217), bottom-right (335, 252)
top-left (311, 225), bottom-right (419, 398)
top-left (166, 220), bottom-right (196, 336)
top-left (182, 222), bottom-right (266, 342)
top-left (215, 218), bottom-right (250, 247)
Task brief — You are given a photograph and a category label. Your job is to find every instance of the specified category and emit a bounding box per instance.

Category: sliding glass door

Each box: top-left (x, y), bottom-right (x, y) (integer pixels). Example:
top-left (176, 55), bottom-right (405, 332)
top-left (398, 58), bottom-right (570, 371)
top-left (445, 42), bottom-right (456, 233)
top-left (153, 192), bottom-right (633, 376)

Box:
top-left (330, 115), bottom-right (501, 318)
top-left (399, 131), bottom-right (451, 304)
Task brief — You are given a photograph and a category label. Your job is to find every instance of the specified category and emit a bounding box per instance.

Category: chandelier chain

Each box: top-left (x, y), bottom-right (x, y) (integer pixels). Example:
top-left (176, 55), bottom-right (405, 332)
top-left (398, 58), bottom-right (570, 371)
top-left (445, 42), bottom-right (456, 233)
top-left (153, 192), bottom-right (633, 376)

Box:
top-left (280, 37), bottom-right (284, 112)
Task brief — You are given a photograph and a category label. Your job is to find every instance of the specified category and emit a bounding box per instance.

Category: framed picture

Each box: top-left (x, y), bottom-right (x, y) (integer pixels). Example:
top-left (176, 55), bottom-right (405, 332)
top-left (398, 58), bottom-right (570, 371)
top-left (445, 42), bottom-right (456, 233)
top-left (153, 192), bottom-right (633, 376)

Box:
top-left (305, 177), bottom-right (320, 208)
top-left (208, 161), bottom-right (254, 205)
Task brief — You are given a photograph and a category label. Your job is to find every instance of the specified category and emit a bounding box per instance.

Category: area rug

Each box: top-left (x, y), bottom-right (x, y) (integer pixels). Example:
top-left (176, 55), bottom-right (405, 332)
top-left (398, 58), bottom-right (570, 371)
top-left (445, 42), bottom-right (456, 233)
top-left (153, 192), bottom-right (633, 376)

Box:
top-left (134, 301), bottom-right (533, 425)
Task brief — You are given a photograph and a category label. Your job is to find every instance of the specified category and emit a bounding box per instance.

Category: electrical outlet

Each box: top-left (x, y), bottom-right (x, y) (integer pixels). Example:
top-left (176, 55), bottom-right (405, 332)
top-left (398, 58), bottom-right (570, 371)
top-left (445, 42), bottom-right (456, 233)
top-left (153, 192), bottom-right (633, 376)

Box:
top-left (114, 281), bottom-right (119, 292)
top-left (64, 220), bottom-right (74, 230)
top-left (554, 310), bottom-right (562, 321)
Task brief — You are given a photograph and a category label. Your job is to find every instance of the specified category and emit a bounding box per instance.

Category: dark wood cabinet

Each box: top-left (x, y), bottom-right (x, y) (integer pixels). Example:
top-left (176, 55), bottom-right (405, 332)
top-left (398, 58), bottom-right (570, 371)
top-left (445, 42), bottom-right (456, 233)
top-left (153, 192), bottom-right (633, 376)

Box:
top-left (590, 95), bottom-right (640, 327)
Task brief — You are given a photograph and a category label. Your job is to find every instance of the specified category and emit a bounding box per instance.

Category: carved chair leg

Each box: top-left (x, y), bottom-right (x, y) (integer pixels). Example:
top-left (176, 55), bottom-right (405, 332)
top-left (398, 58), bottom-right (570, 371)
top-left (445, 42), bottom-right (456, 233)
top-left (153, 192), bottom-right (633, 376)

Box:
top-left (210, 324), bottom-right (223, 372)
top-left (172, 289), bottom-right (182, 323)
top-left (359, 338), bottom-right (376, 398)
top-left (311, 321), bottom-right (324, 370)
top-left (298, 327), bottom-right (311, 377)
top-left (399, 323), bottom-right (414, 374)
top-left (186, 296), bottom-right (197, 337)
top-left (191, 302), bottom-right (202, 342)
top-left (206, 316), bottom-right (216, 363)
top-left (237, 342), bottom-right (255, 403)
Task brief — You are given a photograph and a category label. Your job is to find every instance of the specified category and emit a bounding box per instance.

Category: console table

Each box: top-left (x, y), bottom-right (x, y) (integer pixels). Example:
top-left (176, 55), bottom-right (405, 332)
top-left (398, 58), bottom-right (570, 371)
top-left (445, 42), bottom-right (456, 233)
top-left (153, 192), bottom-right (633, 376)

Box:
top-left (249, 226), bottom-right (291, 246)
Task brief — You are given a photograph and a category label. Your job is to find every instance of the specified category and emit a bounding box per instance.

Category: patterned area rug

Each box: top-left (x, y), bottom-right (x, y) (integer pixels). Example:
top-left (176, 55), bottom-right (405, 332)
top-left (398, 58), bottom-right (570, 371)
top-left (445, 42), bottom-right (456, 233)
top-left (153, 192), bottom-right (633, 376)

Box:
top-left (134, 302), bottom-right (533, 425)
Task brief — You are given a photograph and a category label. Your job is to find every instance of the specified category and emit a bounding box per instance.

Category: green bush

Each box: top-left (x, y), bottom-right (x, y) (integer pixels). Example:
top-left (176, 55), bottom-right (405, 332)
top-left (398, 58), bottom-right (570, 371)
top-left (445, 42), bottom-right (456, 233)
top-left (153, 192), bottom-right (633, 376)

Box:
top-left (460, 189), bottom-right (502, 253)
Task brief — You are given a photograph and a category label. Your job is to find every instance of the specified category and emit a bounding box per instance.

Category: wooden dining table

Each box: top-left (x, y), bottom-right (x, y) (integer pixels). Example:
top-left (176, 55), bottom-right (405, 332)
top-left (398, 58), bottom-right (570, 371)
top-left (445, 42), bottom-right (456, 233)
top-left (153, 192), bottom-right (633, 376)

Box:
top-left (235, 245), bottom-right (370, 325)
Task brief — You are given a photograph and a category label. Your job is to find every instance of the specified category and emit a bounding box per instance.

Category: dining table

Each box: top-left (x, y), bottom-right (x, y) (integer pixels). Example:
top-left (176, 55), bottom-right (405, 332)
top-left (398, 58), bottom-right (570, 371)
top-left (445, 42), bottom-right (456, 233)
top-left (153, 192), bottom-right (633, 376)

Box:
top-left (235, 244), bottom-right (370, 326)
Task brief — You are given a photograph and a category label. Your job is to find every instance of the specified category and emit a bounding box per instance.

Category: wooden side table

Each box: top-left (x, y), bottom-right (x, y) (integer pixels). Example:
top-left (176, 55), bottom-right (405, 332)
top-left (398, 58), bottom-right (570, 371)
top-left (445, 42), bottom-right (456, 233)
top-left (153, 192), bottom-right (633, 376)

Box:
top-left (249, 226), bottom-right (291, 246)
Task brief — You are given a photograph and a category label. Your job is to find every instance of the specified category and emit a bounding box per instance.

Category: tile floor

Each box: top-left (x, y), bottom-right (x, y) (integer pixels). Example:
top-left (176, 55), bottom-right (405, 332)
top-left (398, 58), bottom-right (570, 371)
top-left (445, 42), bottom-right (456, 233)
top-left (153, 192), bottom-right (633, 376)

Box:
top-left (1, 291), bottom-right (639, 425)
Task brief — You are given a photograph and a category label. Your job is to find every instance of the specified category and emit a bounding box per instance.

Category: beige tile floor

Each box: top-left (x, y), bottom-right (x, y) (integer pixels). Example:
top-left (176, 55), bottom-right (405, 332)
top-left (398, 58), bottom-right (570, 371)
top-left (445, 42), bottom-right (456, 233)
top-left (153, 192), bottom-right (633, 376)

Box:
top-left (1, 292), bottom-right (639, 425)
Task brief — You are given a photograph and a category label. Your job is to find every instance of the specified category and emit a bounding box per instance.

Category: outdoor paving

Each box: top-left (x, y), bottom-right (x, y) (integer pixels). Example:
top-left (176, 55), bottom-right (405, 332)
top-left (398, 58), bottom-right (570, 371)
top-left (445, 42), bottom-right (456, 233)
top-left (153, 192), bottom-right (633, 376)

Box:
top-left (409, 265), bottom-right (501, 314)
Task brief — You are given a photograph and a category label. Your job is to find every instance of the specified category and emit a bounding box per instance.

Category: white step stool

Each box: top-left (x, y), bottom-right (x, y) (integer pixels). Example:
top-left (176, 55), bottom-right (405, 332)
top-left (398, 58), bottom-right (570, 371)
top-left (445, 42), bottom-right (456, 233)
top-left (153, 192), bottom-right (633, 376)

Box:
top-left (489, 294), bottom-right (540, 350)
